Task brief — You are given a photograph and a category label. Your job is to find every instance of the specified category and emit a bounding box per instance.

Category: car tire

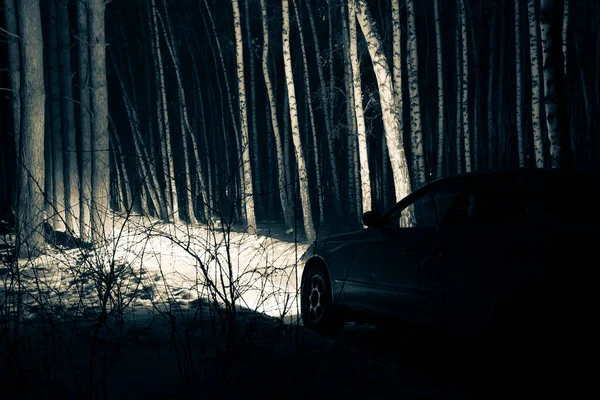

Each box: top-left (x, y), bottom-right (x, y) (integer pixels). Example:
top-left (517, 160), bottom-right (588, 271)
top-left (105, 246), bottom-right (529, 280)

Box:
top-left (300, 263), bottom-right (344, 336)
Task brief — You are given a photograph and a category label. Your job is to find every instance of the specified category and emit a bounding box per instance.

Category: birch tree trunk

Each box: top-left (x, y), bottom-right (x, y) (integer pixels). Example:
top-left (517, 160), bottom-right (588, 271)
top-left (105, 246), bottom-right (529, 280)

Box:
top-left (291, 0), bottom-right (324, 225)
top-left (516, 0), bottom-right (525, 167)
top-left (157, 3), bottom-right (205, 224)
top-left (467, 2), bottom-right (480, 170)
top-left (528, 0), bottom-right (545, 167)
top-left (49, 0), bottom-right (65, 230)
top-left (498, 3), bottom-right (506, 167)
top-left (244, 0), bottom-right (262, 203)
top-left (150, 0), bottom-right (177, 222)
top-left (562, 0), bottom-right (568, 77)
top-left (260, 0), bottom-right (293, 230)
top-left (348, 0), bottom-right (372, 218)
top-left (391, 0), bottom-right (404, 132)
top-left (17, 0), bottom-right (46, 257)
top-left (78, 0), bottom-right (92, 241)
top-left (232, 0), bottom-right (256, 230)
top-left (355, 0), bottom-right (412, 210)
top-left (340, 1), bottom-right (357, 222)
top-left (406, 0), bottom-right (425, 187)
top-left (539, 0), bottom-right (572, 168)
top-left (89, 0), bottom-right (110, 241)
top-left (5, 0), bottom-right (20, 171)
top-left (456, 5), bottom-right (462, 173)
top-left (460, 0), bottom-right (471, 172)
top-left (434, 0), bottom-right (445, 178)
top-left (58, 0), bottom-right (80, 233)
top-left (306, 0), bottom-right (341, 215)
top-left (283, 0), bottom-right (315, 242)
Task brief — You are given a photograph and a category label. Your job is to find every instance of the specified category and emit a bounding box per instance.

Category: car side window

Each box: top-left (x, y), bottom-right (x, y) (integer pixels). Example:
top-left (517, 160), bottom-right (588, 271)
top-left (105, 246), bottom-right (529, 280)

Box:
top-left (385, 193), bottom-right (437, 228)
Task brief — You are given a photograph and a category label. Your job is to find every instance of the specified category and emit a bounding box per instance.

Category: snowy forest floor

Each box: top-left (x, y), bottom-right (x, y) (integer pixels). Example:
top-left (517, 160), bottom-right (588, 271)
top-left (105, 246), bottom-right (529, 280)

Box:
top-left (0, 215), bottom-right (544, 399)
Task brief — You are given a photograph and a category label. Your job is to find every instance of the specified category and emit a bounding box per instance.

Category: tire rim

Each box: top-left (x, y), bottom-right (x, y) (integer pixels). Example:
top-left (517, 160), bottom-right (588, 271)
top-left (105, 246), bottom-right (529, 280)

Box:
top-left (308, 274), bottom-right (326, 323)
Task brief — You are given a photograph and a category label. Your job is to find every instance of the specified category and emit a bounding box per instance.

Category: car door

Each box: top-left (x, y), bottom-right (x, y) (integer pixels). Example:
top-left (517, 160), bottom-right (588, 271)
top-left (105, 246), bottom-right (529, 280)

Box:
top-left (367, 191), bottom-right (441, 322)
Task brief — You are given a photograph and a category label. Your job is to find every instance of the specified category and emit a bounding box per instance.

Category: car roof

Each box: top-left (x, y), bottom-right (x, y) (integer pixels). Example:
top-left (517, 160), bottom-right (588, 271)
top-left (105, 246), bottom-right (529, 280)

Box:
top-left (382, 168), bottom-right (600, 218)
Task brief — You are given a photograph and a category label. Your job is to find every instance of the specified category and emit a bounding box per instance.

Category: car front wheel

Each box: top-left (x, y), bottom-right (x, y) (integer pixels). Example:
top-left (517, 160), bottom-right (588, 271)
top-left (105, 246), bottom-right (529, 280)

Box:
top-left (301, 263), bottom-right (344, 336)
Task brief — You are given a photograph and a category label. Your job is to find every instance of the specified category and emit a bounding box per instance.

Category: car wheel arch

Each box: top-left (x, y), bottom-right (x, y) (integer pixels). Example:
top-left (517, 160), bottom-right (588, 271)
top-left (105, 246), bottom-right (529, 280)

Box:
top-left (303, 256), bottom-right (335, 304)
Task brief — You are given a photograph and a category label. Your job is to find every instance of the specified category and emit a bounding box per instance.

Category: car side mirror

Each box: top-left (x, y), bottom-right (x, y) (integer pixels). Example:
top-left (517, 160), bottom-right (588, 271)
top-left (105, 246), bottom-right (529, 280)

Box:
top-left (363, 211), bottom-right (383, 229)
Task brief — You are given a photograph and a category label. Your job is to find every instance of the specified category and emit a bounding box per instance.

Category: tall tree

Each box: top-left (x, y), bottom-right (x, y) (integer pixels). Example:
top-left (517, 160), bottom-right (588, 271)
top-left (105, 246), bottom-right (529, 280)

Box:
top-left (244, 0), bottom-right (262, 205)
top-left (78, 0), bottom-right (92, 241)
top-left (539, 0), bottom-right (572, 168)
top-left (348, 0), bottom-right (372, 220)
top-left (5, 0), bottom-right (20, 170)
top-left (89, 0), bottom-right (110, 240)
top-left (516, 0), bottom-right (525, 167)
top-left (405, 0), bottom-right (425, 187)
top-left (391, 0), bottom-right (404, 136)
top-left (355, 0), bottom-right (412, 211)
top-left (283, 0), bottom-right (315, 242)
top-left (58, 0), bottom-right (80, 233)
top-left (17, 0), bottom-right (46, 257)
top-left (49, 0), bottom-right (65, 230)
top-left (434, 0), bottom-right (445, 178)
top-left (460, 0), bottom-right (471, 172)
top-left (261, 0), bottom-right (293, 230)
top-left (150, 0), bottom-right (178, 221)
top-left (232, 0), bottom-right (257, 230)
top-left (528, 0), bottom-right (545, 168)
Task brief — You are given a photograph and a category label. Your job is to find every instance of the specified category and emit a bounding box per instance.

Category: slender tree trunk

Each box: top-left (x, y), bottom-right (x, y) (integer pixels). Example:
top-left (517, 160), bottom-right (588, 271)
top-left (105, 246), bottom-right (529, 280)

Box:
top-left (5, 0), bottom-right (20, 186)
top-left (260, 0), bottom-right (293, 230)
top-left (150, 0), bottom-right (177, 222)
top-left (348, 0), bottom-right (372, 220)
top-left (460, 0), bottom-right (470, 172)
top-left (406, 0), bottom-right (425, 187)
top-left (516, 0), bottom-right (525, 167)
top-left (108, 116), bottom-right (133, 212)
top-left (291, 0), bottom-right (324, 225)
top-left (77, 0), bottom-right (92, 241)
top-left (562, 0), bottom-right (568, 77)
top-left (467, 1), bottom-right (480, 170)
top-left (283, 87), bottom-right (295, 219)
top-left (355, 0), bottom-right (412, 210)
top-left (539, 0), bottom-right (572, 168)
top-left (244, 0), bottom-right (262, 207)
top-left (340, 1), bottom-right (357, 223)
top-left (528, 0), bottom-right (545, 167)
top-left (157, 3), bottom-right (202, 224)
top-left (283, 0), bottom-right (315, 242)
top-left (306, 0), bottom-right (341, 216)
top-left (49, 0), bottom-right (65, 230)
top-left (17, 0), bottom-right (46, 257)
top-left (89, 0), bottom-right (110, 241)
top-left (391, 0), bottom-right (404, 133)
top-left (57, 0), bottom-right (80, 233)
top-left (434, 0), bottom-right (445, 178)
top-left (456, 5), bottom-right (462, 173)
top-left (232, 0), bottom-right (257, 230)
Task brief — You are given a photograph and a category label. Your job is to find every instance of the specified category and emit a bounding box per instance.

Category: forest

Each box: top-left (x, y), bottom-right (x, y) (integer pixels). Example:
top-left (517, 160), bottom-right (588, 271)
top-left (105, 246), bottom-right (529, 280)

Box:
top-left (0, 0), bottom-right (597, 398)
top-left (1, 0), bottom-right (597, 252)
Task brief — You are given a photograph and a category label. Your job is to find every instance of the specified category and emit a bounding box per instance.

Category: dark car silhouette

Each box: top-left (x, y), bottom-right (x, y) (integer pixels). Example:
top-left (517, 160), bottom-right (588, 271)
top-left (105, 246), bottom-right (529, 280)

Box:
top-left (299, 169), bottom-right (598, 347)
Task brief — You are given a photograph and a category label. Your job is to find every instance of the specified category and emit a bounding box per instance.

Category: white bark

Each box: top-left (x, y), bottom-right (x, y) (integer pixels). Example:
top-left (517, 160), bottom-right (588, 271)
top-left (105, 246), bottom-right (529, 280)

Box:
top-left (261, 0), bottom-right (293, 230)
top-left (17, 0), bottom-right (46, 257)
top-left (434, 0), bottom-right (445, 178)
top-left (232, 0), bottom-right (257, 230)
top-left (89, 0), bottom-right (110, 241)
top-left (460, 0), bottom-right (470, 172)
top-left (406, 0), bottom-right (425, 187)
top-left (355, 0), bottom-right (412, 208)
top-left (5, 0), bottom-right (20, 161)
top-left (456, 5), bottom-right (462, 173)
top-left (562, 0), bottom-right (568, 77)
top-left (516, 0), bottom-right (525, 167)
top-left (58, 0), bottom-right (80, 233)
top-left (77, 0), bottom-right (92, 241)
top-left (150, 0), bottom-right (178, 221)
top-left (283, 0), bottom-right (315, 242)
top-left (348, 0), bottom-right (372, 218)
top-left (528, 0), bottom-right (545, 167)
top-left (391, 0), bottom-right (404, 129)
